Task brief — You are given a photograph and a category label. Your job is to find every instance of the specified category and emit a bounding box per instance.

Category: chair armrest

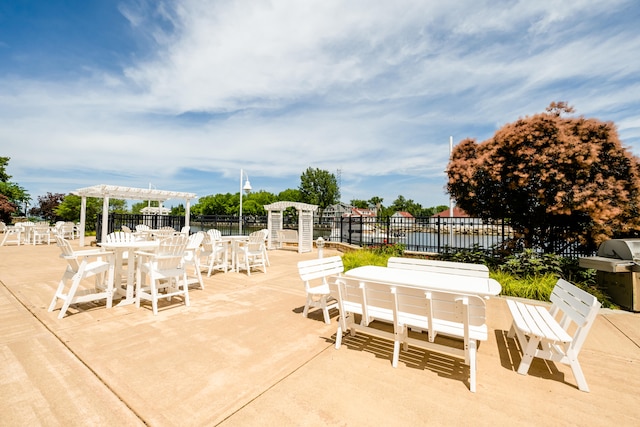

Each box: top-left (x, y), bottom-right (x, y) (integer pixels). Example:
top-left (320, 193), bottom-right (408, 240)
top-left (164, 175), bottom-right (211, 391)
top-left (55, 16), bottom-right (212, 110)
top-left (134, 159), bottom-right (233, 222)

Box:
top-left (77, 249), bottom-right (113, 257)
top-left (135, 250), bottom-right (157, 257)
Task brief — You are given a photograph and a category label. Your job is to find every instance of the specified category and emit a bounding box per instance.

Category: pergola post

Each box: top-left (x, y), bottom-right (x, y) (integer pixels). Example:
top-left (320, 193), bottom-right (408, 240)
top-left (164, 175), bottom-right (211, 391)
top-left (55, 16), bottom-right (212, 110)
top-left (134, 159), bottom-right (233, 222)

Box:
top-left (101, 196), bottom-right (110, 244)
top-left (79, 196), bottom-right (87, 247)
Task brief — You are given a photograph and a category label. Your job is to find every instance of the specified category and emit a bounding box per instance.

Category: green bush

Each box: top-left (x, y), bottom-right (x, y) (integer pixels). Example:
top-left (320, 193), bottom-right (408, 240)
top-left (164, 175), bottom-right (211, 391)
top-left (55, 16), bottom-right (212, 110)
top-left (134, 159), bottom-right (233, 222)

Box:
top-left (490, 271), bottom-right (557, 301)
top-left (499, 249), bottom-right (563, 277)
top-left (341, 250), bottom-right (388, 271)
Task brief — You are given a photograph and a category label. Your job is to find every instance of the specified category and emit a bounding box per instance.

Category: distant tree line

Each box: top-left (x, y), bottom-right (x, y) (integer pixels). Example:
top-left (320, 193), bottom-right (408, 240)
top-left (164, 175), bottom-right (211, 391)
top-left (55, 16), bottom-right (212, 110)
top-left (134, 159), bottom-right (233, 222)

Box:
top-left (2, 164), bottom-right (443, 231)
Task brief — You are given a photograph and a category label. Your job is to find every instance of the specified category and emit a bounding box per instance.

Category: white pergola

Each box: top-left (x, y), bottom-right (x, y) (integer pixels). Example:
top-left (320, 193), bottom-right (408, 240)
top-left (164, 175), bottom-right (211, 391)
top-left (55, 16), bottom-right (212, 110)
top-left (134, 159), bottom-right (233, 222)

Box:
top-left (264, 201), bottom-right (318, 253)
top-left (73, 184), bottom-right (197, 247)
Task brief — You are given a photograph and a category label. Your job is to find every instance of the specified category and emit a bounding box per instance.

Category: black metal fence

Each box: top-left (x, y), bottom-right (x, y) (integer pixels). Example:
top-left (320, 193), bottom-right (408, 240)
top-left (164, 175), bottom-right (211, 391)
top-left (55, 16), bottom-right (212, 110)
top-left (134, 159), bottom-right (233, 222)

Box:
top-left (324, 216), bottom-right (513, 253)
top-left (99, 213), bottom-right (592, 258)
top-left (97, 214), bottom-right (187, 241)
top-left (97, 214), bottom-right (271, 242)
top-left (323, 216), bottom-right (594, 258)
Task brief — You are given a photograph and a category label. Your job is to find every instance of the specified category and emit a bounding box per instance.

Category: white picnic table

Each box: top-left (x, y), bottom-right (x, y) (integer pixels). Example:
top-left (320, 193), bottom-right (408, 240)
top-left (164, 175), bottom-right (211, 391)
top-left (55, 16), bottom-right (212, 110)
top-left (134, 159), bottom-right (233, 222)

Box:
top-left (344, 265), bottom-right (501, 297)
top-left (98, 240), bottom-right (160, 306)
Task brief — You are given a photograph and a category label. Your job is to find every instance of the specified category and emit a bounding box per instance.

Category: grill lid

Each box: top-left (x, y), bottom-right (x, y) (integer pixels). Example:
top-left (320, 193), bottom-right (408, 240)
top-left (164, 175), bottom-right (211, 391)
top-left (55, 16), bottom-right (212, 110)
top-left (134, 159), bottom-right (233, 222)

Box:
top-left (597, 238), bottom-right (640, 260)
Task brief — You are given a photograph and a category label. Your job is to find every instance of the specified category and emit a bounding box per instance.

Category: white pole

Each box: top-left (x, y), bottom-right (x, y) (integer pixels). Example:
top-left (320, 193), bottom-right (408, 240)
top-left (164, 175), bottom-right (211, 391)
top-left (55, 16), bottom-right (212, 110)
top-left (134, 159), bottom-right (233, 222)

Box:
top-left (449, 136), bottom-right (454, 245)
top-left (239, 169), bottom-right (243, 234)
top-left (449, 136), bottom-right (454, 218)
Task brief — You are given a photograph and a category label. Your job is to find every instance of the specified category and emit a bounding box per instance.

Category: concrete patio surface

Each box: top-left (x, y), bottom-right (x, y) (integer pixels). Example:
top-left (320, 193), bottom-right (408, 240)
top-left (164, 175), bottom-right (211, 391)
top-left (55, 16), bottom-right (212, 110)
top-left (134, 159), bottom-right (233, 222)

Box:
top-left (1, 239), bottom-right (640, 426)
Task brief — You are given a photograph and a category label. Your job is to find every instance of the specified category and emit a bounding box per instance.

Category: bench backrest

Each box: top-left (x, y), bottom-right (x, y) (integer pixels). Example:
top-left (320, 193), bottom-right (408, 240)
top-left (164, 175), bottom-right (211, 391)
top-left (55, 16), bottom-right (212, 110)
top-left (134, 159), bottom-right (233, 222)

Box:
top-left (333, 276), bottom-right (395, 326)
top-left (393, 286), bottom-right (486, 336)
top-left (280, 229), bottom-right (299, 240)
top-left (297, 256), bottom-right (344, 284)
top-left (333, 276), bottom-right (487, 341)
top-left (550, 278), bottom-right (601, 352)
top-left (387, 257), bottom-right (489, 278)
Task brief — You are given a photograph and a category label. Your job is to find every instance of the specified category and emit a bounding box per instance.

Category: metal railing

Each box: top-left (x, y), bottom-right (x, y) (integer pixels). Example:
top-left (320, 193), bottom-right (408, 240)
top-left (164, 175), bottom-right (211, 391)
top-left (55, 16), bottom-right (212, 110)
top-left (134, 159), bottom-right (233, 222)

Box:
top-left (323, 216), bottom-right (514, 254)
top-left (99, 213), bottom-right (592, 258)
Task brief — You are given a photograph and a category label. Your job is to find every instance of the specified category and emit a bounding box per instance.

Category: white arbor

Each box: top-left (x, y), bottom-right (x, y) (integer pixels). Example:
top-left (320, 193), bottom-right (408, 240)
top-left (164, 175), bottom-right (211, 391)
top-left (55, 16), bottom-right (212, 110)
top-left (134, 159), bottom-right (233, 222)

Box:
top-left (264, 201), bottom-right (318, 253)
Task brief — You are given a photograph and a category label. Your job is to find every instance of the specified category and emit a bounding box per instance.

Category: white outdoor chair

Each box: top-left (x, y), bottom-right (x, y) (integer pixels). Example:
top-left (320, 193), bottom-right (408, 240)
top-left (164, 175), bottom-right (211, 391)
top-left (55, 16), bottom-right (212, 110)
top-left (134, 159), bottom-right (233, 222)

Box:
top-left (135, 235), bottom-right (189, 315)
top-left (0, 224), bottom-right (22, 246)
top-left (297, 256), bottom-right (343, 324)
top-left (182, 231), bottom-right (205, 290)
top-left (48, 236), bottom-right (115, 319)
top-left (121, 225), bottom-right (133, 233)
top-left (153, 226), bottom-right (176, 240)
top-left (258, 228), bottom-right (271, 266)
top-left (235, 231), bottom-right (268, 276)
top-left (105, 231), bottom-right (136, 264)
top-left (203, 229), bottom-right (228, 276)
top-left (32, 223), bottom-right (54, 245)
top-left (56, 222), bottom-right (75, 239)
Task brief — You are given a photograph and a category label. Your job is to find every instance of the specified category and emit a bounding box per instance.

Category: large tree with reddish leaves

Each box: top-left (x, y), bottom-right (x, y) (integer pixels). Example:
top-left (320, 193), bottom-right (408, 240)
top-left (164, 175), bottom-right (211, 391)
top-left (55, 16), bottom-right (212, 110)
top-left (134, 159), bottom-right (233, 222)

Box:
top-left (447, 102), bottom-right (640, 253)
top-left (29, 192), bottom-right (66, 222)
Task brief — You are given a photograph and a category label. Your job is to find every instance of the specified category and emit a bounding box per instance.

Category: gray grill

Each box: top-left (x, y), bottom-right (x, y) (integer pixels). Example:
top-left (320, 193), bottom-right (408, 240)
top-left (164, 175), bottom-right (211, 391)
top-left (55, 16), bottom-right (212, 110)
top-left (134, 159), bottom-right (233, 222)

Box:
top-left (579, 238), bottom-right (640, 311)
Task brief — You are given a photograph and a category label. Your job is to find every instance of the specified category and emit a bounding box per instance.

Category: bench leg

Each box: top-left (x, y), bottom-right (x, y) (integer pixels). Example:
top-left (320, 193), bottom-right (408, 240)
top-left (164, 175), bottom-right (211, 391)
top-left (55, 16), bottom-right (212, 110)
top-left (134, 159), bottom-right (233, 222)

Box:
top-left (568, 352), bottom-right (590, 392)
top-left (392, 340), bottom-right (401, 368)
top-left (517, 336), bottom-right (540, 375)
top-left (468, 340), bottom-right (477, 392)
top-left (302, 296), bottom-right (311, 318)
top-left (335, 324), bottom-right (343, 349)
top-left (321, 297), bottom-right (331, 325)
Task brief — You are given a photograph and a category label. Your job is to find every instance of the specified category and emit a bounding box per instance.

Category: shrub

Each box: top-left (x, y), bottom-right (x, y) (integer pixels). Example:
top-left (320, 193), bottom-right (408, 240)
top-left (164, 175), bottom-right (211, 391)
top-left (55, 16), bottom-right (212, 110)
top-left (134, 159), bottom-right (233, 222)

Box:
top-left (491, 271), bottom-right (557, 301)
top-left (499, 249), bottom-right (563, 278)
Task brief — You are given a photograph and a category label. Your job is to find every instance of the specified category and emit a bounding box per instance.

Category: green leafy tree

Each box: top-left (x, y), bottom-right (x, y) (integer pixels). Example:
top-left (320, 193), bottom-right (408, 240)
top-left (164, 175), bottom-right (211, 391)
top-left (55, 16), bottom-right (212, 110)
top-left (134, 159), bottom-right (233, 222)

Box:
top-left (0, 157), bottom-right (10, 182)
top-left (277, 188), bottom-right (302, 202)
top-left (171, 204), bottom-right (186, 216)
top-left (109, 199), bottom-right (127, 213)
top-left (55, 194), bottom-right (126, 231)
top-left (350, 199), bottom-right (369, 209)
top-left (131, 201), bottom-right (149, 214)
top-left (194, 193), bottom-right (235, 215)
top-left (299, 167), bottom-right (340, 219)
top-left (447, 102), bottom-right (640, 252)
top-left (380, 195), bottom-right (423, 217)
top-left (56, 195), bottom-right (99, 231)
top-left (246, 190), bottom-right (277, 213)
top-left (0, 157), bottom-right (31, 219)
top-left (29, 192), bottom-right (65, 222)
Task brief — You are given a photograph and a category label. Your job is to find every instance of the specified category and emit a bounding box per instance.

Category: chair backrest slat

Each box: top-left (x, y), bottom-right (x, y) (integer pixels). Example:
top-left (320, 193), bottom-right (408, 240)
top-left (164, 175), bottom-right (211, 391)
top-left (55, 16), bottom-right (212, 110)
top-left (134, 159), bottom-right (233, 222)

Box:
top-left (298, 256), bottom-right (344, 281)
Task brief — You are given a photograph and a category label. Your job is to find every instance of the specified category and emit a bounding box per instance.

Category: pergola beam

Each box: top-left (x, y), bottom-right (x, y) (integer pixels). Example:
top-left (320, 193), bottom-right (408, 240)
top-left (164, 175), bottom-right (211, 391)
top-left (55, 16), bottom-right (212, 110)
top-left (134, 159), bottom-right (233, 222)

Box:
top-left (73, 184), bottom-right (197, 246)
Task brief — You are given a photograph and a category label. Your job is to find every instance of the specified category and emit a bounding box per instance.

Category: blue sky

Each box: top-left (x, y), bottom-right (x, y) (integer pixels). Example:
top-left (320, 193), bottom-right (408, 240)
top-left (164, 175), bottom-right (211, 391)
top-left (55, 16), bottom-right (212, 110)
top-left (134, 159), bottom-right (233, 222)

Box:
top-left (1, 0), bottom-right (639, 209)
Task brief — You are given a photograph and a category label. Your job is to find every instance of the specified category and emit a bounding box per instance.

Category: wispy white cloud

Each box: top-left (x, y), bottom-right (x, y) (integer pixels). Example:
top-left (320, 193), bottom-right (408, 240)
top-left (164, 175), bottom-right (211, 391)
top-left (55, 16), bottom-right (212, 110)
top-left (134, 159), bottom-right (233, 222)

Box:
top-left (1, 0), bottom-right (638, 208)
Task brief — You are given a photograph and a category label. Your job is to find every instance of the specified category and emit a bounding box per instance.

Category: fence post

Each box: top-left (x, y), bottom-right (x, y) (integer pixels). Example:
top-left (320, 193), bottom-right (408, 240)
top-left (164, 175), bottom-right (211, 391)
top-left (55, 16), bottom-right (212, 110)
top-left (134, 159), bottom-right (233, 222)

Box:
top-left (436, 216), bottom-right (441, 253)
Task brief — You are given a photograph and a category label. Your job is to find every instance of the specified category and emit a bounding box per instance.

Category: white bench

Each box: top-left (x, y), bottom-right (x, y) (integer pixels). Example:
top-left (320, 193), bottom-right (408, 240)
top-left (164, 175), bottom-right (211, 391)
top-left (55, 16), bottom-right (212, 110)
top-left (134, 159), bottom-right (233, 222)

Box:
top-left (331, 276), bottom-right (488, 392)
top-left (506, 278), bottom-right (601, 392)
top-left (387, 256), bottom-right (489, 278)
top-left (277, 229), bottom-right (298, 248)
